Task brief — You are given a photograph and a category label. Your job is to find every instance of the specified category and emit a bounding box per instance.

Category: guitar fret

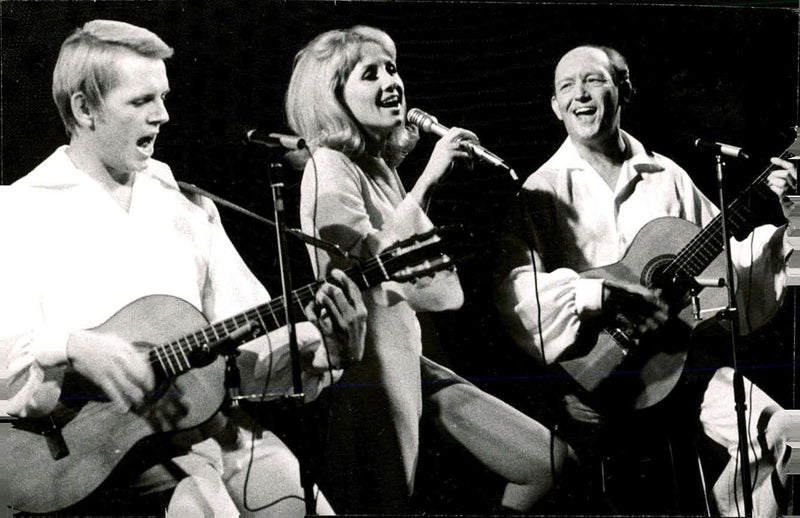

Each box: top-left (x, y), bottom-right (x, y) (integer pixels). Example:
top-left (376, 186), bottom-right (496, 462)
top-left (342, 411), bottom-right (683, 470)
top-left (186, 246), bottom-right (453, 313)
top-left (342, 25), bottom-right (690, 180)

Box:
top-left (164, 342), bottom-right (180, 373)
top-left (174, 340), bottom-right (188, 373)
top-left (237, 314), bottom-right (253, 339)
top-left (199, 327), bottom-right (212, 345)
top-left (292, 292), bottom-right (306, 313)
top-left (731, 208), bottom-right (749, 226)
top-left (164, 341), bottom-right (179, 375)
top-left (373, 254), bottom-right (390, 283)
top-left (253, 309), bottom-right (269, 336)
top-left (212, 323), bottom-right (227, 344)
top-left (209, 325), bottom-right (221, 340)
top-left (240, 312), bottom-right (251, 330)
top-left (187, 333), bottom-right (202, 362)
top-left (153, 346), bottom-right (170, 377)
top-left (266, 302), bottom-right (282, 328)
top-left (222, 319), bottom-right (235, 334)
top-left (232, 314), bottom-right (244, 332)
top-left (243, 310), bottom-right (260, 336)
top-left (175, 339), bottom-right (191, 370)
top-left (693, 247), bottom-right (713, 268)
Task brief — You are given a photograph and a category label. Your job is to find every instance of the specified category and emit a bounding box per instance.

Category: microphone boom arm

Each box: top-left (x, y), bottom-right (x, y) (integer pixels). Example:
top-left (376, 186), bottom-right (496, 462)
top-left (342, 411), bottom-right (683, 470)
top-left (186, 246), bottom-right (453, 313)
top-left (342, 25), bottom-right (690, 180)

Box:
top-left (178, 181), bottom-right (354, 261)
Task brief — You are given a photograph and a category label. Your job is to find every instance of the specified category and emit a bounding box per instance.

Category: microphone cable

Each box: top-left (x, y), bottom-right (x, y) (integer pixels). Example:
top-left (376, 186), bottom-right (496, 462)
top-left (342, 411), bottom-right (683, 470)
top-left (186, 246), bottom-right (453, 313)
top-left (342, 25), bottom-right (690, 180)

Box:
top-left (239, 144), bottom-right (331, 514)
top-left (518, 188), bottom-right (560, 493)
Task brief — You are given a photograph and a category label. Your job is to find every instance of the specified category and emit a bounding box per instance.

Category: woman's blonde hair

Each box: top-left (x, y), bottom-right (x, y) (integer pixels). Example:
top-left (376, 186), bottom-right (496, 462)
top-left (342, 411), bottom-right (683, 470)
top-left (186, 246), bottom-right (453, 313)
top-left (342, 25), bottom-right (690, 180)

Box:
top-left (285, 25), bottom-right (417, 165)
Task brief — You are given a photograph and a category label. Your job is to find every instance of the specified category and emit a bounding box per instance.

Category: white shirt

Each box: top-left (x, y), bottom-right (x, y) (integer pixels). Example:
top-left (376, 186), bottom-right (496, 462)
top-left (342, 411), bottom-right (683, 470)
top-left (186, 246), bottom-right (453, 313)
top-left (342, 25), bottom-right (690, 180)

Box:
top-left (1, 146), bottom-right (330, 419)
top-left (496, 132), bottom-right (791, 364)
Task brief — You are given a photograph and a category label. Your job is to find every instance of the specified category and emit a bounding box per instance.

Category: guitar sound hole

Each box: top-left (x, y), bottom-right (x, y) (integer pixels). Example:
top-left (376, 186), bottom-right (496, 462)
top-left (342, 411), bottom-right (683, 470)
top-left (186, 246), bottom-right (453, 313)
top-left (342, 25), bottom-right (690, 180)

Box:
top-left (640, 254), bottom-right (675, 289)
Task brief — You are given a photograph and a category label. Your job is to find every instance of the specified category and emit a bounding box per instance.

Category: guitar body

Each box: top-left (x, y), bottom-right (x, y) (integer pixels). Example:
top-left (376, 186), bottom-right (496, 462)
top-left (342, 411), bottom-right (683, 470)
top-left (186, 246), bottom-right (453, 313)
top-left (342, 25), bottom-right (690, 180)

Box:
top-left (9, 295), bottom-right (225, 513)
top-left (6, 228), bottom-right (458, 513)
top-left (560, 217), bottom-right (731, 410)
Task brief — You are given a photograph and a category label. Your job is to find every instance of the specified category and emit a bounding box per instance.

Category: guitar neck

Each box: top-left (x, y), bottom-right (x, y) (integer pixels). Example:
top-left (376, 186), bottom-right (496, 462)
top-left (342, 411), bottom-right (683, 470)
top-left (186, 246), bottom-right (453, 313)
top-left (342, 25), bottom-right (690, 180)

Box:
top-left (145, 233), bottom-right (441, 379)
top-left (665, 145), bottom-right (797, 280)
top-left (146, 262), bottom-right (372, 379)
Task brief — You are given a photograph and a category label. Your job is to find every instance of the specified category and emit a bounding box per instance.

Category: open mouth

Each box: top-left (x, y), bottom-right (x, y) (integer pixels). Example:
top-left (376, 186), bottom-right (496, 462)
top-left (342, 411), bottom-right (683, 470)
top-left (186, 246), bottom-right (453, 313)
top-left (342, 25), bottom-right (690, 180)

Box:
top-left (136, 135), bottom-right (156, 154)
top-left (574, 106), bottom-right (597, 119)
top-left (378, 94), bottom-right (401, 108)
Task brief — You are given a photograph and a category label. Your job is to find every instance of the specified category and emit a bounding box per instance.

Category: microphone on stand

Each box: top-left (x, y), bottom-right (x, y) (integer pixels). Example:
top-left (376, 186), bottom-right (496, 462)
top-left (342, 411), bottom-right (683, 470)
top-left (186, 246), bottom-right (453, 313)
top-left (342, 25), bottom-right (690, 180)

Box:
top-left (246, 129), bottom-right (307, 151)
top-left (694, 139), bottom-right (750, 160)
top-left (407, 108), bottom-right (518, 181)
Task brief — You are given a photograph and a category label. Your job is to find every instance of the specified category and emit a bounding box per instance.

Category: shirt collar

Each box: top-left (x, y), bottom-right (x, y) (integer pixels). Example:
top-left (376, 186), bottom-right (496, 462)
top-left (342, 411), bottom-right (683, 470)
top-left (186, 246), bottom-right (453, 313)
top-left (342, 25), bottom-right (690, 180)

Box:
top-left (547, 130), bottom-right (665, 176)
top-left (16, 145), bottom-right (176, 191)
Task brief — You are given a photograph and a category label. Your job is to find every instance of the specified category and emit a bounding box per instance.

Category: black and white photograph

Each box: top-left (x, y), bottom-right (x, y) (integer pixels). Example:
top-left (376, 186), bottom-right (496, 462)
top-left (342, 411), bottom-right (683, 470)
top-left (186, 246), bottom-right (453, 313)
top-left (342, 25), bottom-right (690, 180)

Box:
top-left (1, 1), bottom-right (798, 516)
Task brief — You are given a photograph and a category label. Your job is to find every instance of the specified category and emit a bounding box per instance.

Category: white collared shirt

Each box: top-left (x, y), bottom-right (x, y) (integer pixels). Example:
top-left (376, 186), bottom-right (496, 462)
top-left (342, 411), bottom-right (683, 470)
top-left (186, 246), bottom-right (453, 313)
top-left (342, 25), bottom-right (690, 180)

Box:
top-left (1, 146), bottom-right (329, 418)
top-left (496, 132), bottom-right (791, 364)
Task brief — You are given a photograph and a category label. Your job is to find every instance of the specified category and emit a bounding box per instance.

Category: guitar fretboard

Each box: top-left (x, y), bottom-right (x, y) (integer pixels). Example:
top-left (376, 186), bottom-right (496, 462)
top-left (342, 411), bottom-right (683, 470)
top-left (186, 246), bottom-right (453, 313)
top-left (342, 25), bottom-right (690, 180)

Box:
top-left (146, 285), bottom-right (320, 379)
top-left (665, 144), bottom-right (798, 280)
top-left (144, 229), bottom-right (449, 378)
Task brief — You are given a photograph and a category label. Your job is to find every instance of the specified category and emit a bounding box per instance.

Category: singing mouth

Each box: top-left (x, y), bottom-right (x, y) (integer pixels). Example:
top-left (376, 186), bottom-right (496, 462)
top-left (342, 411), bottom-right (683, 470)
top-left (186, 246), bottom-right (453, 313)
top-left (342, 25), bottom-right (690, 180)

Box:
top-left (136, 134), bottom-right (157, 155)
top-left (574, 106), bottom-right (597, 118)
top-left (378, 94), bottom-right (401, 108)
top-left (137, 134), bottom-right (156, 147)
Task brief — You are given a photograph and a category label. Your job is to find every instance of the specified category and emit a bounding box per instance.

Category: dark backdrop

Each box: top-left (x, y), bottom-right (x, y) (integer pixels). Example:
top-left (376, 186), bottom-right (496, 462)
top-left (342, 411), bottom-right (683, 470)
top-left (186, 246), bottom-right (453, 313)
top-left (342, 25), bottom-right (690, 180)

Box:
top-left (2, 0), bottom-right (798, 513)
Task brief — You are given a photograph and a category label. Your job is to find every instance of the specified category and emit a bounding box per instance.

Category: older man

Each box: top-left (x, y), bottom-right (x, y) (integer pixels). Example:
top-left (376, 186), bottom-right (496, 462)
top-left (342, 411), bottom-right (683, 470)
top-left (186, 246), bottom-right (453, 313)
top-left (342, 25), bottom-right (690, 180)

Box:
top-left (496, 45), bottom-right (797, 516)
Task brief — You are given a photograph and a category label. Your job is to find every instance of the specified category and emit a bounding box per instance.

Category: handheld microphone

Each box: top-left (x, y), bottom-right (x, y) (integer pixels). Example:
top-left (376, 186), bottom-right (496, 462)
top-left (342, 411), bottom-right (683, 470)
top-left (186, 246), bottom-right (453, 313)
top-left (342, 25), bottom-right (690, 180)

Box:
top-left (246, 129), bottom-right (306, 151)
top-left (407, 108), bottom-right (518, 181)
top-left (694, 139), bottom-right (749, 160)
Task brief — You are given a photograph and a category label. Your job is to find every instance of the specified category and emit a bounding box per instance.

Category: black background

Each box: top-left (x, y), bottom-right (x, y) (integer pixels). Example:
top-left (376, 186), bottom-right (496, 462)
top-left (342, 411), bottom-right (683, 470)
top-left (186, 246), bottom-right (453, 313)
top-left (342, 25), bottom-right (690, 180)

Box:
top-left (2, 1), bottom-right (798, 514)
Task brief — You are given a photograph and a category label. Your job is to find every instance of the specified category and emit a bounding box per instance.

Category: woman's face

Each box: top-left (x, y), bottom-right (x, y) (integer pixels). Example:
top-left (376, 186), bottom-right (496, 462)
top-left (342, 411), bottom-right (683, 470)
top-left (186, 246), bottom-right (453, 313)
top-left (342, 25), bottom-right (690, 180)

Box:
top-left (342, 43), bottom-right (405, 144)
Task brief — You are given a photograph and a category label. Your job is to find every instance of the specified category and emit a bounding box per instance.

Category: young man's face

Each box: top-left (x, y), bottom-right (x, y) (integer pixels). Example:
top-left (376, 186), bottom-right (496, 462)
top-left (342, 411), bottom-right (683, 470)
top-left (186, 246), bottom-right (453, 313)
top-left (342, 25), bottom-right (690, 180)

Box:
top-left (89, 51), bottom-right (170, 175)
top-left (551, 47), bottom-right (621, 147)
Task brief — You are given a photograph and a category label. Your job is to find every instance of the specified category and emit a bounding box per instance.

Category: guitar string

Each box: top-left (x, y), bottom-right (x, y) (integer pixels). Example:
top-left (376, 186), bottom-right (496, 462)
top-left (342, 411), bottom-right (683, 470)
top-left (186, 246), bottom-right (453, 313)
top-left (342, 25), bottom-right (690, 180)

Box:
top-left (667, 157), bottom-right (784, 279)
top-left (149, 238), bottom-right (447, 373)
top-left (145, 243), bottom-right (443, 376)
top-left (601, 154), bottom-right (787, 349)
top-left (676, 147), bottom-right (794, 275)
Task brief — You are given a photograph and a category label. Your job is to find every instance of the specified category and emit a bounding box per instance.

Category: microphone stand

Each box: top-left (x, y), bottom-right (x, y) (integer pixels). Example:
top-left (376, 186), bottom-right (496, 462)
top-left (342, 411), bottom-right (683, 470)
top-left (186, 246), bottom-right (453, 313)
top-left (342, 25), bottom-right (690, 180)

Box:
top-left (714, 154), bottom-right (754, 517)
top-left (179, 169), bottom-right (329, 514)
top-left (265, 158), bottom-right (317, 516)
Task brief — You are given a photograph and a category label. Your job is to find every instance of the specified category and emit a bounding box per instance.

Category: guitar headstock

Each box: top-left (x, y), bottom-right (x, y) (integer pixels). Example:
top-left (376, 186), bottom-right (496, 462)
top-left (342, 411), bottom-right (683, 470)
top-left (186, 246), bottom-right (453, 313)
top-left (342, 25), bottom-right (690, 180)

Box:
top-left (383, 228), bottom-right (455, 283)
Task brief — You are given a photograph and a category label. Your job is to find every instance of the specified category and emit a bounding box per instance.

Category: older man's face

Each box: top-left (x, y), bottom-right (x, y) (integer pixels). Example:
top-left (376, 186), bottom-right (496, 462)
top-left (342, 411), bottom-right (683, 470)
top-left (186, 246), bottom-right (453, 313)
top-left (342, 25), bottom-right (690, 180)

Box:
top-left (551, 47), bottom-right (621, 147)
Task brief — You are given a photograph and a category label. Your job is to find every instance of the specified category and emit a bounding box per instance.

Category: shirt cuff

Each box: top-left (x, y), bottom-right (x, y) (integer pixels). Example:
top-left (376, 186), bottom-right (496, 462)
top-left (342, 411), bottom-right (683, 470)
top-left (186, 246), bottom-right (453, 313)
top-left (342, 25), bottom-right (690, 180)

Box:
top-left (574, 278), bottom-right (604, 316)
top-left (33, 326), bottom-right (71, 368)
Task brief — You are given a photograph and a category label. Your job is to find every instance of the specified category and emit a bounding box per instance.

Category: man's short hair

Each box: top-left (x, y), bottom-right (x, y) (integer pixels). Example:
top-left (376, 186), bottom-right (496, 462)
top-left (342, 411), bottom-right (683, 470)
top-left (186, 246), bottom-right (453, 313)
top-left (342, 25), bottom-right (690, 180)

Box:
top-left (590, 45), bottom-right (631, 89)
top-left (52, 20), bottom-right (173, 136)
top-left (554, 45), bottom-right (634, 102)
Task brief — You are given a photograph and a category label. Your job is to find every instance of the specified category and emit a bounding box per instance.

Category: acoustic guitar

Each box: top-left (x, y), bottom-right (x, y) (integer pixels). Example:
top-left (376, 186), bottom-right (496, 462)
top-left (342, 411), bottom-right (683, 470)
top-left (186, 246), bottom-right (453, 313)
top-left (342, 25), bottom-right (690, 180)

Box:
top-left (559, 134), bottom-right (800, 410)
top-left (9, 229), bottom-right (455, 513)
